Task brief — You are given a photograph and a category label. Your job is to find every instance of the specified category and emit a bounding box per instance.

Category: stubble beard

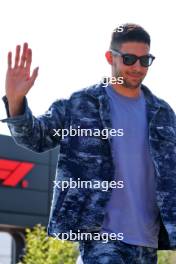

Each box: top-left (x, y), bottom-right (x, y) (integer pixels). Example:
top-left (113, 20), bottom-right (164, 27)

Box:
top-left (122, 78), bottom-right (143, 89)
top-left (115, 70), bottom-right (143, 89)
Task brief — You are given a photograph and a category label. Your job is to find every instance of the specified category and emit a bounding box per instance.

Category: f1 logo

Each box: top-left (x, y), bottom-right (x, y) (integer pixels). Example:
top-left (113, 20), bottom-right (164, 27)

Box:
top-left (0, 159), bottom-right (35, 187)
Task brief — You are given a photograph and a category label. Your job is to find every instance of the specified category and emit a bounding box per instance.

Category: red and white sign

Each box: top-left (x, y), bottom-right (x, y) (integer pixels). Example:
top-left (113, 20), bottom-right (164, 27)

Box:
top-left (0, 159), bottom-right (35, 187)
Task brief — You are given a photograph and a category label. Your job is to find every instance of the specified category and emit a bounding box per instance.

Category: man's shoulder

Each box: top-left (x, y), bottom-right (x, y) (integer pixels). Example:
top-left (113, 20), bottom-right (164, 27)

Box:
top-left (69, 83), bottom-right (102, 101)
top-left (143, 85), bottom-right (175, 127)
top-left (153, 93), bottom-right (175, 115)
top-left (153, 93), bottom-right (173, 109)
top-left (50, 83), bottom-right (101, 110)
top-left (142, 84), bottom-right (175, 113)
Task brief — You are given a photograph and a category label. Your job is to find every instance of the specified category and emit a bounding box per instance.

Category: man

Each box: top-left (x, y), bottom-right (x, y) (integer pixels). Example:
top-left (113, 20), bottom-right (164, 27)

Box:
top-left (1, 23), bottom-right (176, 264)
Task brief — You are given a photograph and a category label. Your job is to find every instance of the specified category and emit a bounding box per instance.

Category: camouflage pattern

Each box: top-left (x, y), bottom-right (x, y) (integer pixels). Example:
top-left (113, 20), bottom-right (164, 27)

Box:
top-left (1, 82), bottom-right (176, 250)
top-left (78, 239), bottom-right (157, 264)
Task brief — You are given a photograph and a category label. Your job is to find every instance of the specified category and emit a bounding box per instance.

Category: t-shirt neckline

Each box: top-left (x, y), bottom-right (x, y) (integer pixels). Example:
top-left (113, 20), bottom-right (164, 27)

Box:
top-left (107, 84), bottom-right (143, 102)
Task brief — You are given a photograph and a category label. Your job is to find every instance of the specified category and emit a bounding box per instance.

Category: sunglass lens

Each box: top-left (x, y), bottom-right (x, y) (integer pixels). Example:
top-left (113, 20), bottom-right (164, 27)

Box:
top-left (123, 55), bottom-right (137, 65)
top-left (141, 56), bottom-right (154, 67)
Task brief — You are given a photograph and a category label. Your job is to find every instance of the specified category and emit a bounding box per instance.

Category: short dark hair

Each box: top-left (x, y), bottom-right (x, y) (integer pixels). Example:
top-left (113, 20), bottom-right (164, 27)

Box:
top-left (110, 23), bottom-right (151, 50)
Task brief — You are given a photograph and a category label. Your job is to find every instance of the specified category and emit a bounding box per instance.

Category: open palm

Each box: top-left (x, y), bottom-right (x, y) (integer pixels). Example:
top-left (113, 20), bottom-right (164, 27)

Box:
top-left (6, 42), bottom-right (39, 102)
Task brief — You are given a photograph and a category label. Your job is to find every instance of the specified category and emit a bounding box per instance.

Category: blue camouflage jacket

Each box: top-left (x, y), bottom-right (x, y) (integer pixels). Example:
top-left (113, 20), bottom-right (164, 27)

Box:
top-left (1, 82), bottom-right (176, 250)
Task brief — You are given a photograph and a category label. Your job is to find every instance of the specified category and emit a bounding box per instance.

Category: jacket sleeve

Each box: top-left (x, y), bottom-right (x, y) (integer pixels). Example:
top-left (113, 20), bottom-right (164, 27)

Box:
top-left (169, 106), bottom-right (176, 135)
top-left (0, 95), bottom-right (68, 152)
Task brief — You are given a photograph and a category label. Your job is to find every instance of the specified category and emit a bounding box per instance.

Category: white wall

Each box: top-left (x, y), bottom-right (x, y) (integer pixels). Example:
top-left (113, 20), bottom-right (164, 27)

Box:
top-left (0, 232), bottom-right (12, 264)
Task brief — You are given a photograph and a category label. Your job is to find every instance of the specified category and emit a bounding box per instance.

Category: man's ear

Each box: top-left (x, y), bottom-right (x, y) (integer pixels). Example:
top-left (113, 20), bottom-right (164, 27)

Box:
top-left (105, 51), bottom-right (113, 65)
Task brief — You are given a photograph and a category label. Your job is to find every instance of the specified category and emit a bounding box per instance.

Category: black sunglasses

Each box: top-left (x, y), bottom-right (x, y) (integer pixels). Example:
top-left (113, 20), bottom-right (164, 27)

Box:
top-left (110, 49), bottom-right (155, 67)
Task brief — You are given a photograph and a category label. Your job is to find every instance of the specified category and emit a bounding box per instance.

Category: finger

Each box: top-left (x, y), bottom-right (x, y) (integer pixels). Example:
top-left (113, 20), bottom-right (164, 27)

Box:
top-left (8, 51), bottom-right (12, 69)
top-left (27, 67), bottom-right (39, 86)
top-left (20, 42), bottom-right (28, 68)
top-left (25, 48), bottom-right (32, 74)
top-left (14, 45), bottom-right (21, 68)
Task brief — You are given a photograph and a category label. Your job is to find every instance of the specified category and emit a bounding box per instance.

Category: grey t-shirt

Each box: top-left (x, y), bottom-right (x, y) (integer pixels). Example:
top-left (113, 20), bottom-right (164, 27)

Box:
top-left (101, 84), bottom-right (160, 248)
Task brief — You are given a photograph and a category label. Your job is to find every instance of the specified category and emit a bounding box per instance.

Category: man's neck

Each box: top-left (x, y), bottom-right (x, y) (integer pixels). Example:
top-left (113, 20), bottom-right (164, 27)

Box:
top-left (111, 83), bottom-right (141, 98)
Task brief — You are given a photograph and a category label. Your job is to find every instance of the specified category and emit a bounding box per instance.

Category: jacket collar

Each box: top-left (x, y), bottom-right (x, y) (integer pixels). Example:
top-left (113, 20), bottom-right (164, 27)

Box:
top-left (85, 81), bottom-right (167, 110)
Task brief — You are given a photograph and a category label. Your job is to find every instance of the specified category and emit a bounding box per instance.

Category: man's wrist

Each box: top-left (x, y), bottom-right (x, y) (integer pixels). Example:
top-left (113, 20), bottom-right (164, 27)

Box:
top-left (7, 97), bottom-right (25, 117)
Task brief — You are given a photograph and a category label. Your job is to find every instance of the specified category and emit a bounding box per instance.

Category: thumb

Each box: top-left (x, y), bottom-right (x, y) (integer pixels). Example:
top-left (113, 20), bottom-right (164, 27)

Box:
top-left (28, 67), bottom-right (39, 87)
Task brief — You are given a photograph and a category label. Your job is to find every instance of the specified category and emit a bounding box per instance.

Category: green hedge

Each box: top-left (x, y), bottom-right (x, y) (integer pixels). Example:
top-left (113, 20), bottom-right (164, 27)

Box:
top-left (18, 224), bottom-right (79, 264)
top-left (158, 250), bottom-right (176, 264)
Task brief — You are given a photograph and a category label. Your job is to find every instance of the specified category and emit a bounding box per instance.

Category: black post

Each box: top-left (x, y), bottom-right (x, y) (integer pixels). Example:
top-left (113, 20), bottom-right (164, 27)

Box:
top-left (11, 232), bottom-right (25, 264)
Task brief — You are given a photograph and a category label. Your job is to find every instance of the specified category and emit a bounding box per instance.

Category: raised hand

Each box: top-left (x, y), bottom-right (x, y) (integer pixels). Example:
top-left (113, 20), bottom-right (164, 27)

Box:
top-left (6, 42), bottom-right (39, 101)
top-left (5, 43), bottom-right (39, 116)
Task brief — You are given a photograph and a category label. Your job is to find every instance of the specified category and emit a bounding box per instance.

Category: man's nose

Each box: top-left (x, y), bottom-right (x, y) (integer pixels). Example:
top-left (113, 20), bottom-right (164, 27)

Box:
top-left (132, 59), bottom-right (142, 69)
